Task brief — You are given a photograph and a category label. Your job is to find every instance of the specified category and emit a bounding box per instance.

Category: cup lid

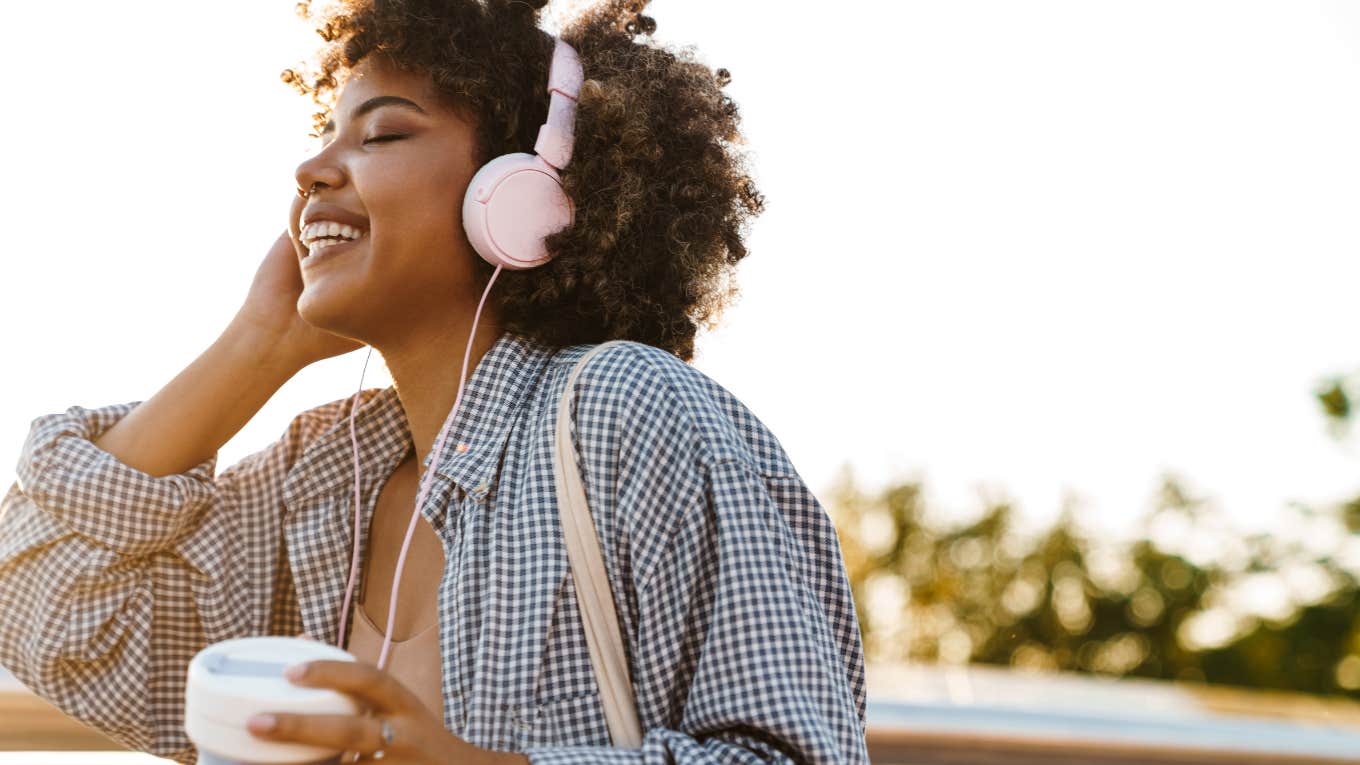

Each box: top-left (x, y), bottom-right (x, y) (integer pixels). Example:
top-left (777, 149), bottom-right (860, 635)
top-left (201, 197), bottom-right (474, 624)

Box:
top-left (186, 636), bottom-right (360, 728)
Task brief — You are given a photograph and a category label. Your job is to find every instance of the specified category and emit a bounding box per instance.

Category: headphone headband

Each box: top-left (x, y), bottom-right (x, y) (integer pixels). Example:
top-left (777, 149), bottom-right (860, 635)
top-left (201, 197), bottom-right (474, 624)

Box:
top-left (534, 39), bottom-right (583, 170)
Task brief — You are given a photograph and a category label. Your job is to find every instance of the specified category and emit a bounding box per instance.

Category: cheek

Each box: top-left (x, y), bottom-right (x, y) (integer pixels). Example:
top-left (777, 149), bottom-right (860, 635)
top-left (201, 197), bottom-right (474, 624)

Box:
top-left (404, 157), bottom-right (474, 233)
top-left (364, 166), bottom-right (459, 245)
top-left (431, 158), bottom-right (478, 234)
top-left (423, 136), bottom-right (481, 226)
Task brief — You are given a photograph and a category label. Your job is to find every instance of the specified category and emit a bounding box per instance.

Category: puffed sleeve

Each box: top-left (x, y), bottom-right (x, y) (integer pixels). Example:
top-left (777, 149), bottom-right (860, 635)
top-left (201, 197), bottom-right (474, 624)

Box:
top-left (526, 343), bottom-right (868, 765)
top-left (0, 395), bottom-right (354, 764)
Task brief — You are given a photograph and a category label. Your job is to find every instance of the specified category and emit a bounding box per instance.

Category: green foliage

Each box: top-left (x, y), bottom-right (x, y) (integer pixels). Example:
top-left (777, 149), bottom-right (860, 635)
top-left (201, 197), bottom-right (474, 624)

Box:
top-left (827, 468), bottom-right (1360, 698)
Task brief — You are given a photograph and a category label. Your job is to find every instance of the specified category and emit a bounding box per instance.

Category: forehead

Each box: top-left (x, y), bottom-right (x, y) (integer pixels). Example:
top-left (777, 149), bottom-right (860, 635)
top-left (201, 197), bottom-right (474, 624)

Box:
top-left (335, 56), bottom-right (437, 109)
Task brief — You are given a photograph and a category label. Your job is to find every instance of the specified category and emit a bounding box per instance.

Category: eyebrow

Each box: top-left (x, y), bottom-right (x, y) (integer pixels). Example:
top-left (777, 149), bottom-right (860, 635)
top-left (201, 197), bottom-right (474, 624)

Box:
top-left (321, 95), bottom-right (429, 135)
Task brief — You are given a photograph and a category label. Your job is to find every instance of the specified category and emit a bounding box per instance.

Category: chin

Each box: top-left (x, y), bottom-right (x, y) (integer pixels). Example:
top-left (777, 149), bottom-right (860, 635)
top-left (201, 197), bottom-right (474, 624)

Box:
top-left (297, 284), bottom-right (367, 342)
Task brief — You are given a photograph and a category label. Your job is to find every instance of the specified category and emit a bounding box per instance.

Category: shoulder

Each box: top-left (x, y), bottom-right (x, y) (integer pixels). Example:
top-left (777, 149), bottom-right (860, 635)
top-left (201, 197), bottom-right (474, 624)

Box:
top-left (275, 387), bottom-right (398, 468)
top-left (563, 340), bottom-right (797, 478)
top-left (287, 388), bottom-right (377, 441)
top-left (276, 387), bottom-right (408, 505)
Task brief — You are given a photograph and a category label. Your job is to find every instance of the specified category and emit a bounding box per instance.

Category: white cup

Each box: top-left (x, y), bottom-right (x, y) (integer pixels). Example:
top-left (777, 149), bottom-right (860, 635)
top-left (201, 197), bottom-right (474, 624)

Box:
top-left (185, 636), bottom-right (360, 765)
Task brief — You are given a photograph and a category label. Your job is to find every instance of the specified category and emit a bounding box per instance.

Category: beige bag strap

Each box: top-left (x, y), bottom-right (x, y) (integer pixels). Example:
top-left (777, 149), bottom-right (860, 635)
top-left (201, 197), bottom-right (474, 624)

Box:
top-left (553, 341), bottom-right (644, 747)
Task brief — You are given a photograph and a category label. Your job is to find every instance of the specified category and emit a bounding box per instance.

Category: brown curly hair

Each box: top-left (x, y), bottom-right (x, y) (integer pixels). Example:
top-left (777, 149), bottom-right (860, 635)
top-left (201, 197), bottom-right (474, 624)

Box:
top-left (282, 0), bottom-right (763, 362)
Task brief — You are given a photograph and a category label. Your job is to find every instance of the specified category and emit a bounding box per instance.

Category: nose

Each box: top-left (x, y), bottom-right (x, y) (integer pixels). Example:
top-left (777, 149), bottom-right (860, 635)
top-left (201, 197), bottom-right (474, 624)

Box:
top-left (294, 144), bottom-right (347, 200)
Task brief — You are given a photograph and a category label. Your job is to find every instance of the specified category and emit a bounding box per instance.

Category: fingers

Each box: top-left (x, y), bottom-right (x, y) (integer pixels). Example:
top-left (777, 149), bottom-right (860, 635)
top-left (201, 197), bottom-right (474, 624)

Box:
top-left (289, 193), bottom-right (306, 237)
top-left (247, 712), bottom-right (388, 756)
top-left (284, 659), bottom-right (423, 717)
top-left (287, 193), bottom-right (308, 258)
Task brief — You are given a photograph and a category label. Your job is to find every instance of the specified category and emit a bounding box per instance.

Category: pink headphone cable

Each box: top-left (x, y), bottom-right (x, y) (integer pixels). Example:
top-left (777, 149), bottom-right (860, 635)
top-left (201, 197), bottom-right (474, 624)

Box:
top-left (335, 263), bottom-right (505, 670)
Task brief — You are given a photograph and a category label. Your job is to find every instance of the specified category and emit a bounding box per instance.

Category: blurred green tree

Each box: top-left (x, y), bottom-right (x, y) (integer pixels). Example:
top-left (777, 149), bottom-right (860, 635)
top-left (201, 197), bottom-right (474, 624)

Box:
top-left (827, 463), bottom-right (1360, 698)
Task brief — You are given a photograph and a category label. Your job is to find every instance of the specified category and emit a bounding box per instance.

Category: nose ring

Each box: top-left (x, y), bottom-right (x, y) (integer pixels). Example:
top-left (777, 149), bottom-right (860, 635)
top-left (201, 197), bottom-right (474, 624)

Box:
top-left (298, 182), bottom-right (319, 199)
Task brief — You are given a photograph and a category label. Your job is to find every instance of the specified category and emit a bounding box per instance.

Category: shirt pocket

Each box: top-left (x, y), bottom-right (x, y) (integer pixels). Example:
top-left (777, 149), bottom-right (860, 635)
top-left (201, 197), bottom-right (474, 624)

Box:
top-left (510, 689), bottom-right (613, 749)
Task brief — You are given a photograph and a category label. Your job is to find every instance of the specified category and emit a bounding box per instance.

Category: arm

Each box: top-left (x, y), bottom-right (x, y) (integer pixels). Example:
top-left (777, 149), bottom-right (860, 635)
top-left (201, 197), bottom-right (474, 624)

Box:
top-left (0, 226), bottom-right (362, 762)
top-left (0, 387), bottom-right (364, 763)
top-left (28, 318), bottom-right (301, 557)
top-left (0, 399), bottom-right (294, 763)
top-left (91, 316), bottom-right (300, 478)
top-left (92, 222), bottom-right (364, 479)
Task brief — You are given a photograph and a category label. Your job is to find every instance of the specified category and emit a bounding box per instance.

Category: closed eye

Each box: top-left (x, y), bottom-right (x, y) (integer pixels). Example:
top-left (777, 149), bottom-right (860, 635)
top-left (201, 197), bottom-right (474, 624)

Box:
top-left (363, 134), bottom-right (407, 145)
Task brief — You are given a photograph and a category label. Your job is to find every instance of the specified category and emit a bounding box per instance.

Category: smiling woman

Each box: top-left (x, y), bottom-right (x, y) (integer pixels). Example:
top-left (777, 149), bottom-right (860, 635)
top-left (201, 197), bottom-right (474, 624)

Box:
top-left (280, 0), bottom-right (763, 363)
top-left (0, 1), bottom-right (866, 764)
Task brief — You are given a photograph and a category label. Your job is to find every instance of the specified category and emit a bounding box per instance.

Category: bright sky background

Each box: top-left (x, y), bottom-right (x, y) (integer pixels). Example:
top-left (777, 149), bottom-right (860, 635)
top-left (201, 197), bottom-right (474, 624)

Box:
top-left (2, 1), bottom-right (1359, 543)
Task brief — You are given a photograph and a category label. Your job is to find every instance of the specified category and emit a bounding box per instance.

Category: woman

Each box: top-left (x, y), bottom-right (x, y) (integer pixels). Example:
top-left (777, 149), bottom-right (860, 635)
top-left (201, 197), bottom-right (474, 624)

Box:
top-left (0, 1), bottom-right (867, 763)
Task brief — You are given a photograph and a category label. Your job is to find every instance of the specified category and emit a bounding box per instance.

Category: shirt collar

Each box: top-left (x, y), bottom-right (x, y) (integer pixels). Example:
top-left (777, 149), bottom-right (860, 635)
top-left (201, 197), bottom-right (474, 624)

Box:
top-left (282, 331), bottom-right (560, 506)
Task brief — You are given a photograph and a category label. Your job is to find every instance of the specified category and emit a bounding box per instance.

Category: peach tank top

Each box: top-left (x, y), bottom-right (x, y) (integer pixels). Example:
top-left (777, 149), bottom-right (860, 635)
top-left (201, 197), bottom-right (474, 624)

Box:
top-left (345, 555), bottom-right (445, 721)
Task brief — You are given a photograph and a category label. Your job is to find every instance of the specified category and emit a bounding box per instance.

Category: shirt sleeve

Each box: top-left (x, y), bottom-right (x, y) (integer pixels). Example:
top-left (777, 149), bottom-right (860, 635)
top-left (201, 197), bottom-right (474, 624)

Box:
top-left (0, 398), bottom-right (340, 764)
top-left (526, 455), bottom-right (869, 765)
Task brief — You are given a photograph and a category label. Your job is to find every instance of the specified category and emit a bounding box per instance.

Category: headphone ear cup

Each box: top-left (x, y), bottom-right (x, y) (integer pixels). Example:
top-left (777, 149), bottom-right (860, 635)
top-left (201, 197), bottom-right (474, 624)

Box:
top-left (462, 153), bottom-right (574, 270)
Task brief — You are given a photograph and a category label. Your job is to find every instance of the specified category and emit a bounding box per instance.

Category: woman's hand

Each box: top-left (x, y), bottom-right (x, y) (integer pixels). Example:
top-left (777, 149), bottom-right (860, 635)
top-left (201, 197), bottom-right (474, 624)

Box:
top-left (245, 660), bottom-right (528, 765)
top-left (229, 195), bottom-right (363, 372)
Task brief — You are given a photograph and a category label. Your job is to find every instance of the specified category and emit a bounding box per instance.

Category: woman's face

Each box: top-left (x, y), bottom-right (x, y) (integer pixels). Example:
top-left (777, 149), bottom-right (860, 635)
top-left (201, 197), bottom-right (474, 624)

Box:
top-left (290, 55), bottom-right (485, 347)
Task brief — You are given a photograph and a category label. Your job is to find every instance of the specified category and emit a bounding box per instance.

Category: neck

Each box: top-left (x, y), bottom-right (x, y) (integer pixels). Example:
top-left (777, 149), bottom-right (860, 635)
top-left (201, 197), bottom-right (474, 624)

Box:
top-left (377, 312), bottom-right (505, 476)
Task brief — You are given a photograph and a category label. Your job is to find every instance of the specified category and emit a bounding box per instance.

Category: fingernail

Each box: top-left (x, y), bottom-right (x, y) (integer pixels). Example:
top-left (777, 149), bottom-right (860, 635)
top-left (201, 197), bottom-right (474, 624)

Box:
top-left (284, 662), bottom-right (309, 680)
top-left (247, 714), bottom-right (276, 733)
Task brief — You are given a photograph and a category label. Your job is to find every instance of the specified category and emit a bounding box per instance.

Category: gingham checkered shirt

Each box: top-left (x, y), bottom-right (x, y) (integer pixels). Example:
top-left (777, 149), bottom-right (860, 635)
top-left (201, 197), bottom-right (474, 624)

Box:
top-left (0, 332), bottom-right (868, 764)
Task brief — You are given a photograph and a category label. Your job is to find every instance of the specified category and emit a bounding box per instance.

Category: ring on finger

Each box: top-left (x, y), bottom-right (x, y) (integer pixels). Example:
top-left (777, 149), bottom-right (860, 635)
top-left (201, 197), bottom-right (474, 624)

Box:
top-left (371, 717), bottom-right (395, 759)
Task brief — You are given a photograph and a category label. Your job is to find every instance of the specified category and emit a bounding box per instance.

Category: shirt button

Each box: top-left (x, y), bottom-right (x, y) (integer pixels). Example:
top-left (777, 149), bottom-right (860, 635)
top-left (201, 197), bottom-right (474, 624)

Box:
top-left (474, 482), bottom-right (488, 494)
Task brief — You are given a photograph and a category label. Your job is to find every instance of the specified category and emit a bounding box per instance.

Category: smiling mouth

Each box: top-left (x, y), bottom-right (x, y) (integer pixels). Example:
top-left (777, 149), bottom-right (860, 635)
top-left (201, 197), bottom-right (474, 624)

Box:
top-left (300, 221), bottom-right (367, 258)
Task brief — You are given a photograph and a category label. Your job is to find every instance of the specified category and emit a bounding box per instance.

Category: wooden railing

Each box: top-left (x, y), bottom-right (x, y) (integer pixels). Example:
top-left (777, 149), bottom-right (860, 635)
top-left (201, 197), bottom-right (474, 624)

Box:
top-left (0, 680), bottom-right (118, 751)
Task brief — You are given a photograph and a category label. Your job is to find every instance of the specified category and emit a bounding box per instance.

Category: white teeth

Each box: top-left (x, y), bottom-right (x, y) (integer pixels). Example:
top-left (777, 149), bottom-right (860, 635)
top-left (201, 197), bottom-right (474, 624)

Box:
top-left (300, 220), bottom-right (365, 251)
top-left (308, 238), bottom-right (349, 258)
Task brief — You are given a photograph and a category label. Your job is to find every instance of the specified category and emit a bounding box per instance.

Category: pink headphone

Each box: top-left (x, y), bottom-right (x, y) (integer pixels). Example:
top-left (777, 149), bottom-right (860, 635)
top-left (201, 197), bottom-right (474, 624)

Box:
top-left (461, 38), bottom-right (584, 270)
top-left (336, 37), bottom-right (585, 671)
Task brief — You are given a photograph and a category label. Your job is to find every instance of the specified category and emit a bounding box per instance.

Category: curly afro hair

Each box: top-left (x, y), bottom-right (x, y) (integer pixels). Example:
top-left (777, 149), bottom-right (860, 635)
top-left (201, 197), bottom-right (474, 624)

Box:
top-left (281, 0), bottom-right (763, 362)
